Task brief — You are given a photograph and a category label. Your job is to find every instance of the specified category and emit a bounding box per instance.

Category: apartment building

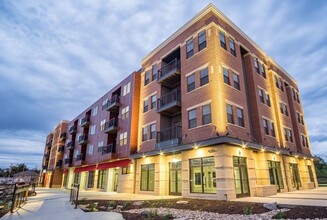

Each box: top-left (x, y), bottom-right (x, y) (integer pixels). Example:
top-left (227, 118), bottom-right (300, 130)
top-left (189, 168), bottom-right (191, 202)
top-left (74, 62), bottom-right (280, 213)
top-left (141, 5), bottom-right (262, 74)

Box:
top-left (131, 4), bottom-right (317, 199)
top-left (39, 120), bottom-right (69, 188)
top-left (39, 4), bottom-right (317, 200)
top-left (61, 71), bottom-right (140, 193)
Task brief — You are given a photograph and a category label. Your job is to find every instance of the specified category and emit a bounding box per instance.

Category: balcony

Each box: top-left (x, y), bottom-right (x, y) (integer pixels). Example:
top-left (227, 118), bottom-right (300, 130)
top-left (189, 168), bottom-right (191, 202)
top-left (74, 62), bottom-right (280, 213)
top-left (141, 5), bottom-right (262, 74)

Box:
top-left (76, 154), bottom-right (85, 161)
top-left (78, 134), bottom-right (88, 145)
top-left (155, 125), bottom-right (182, 149)
top-left (66, 141), bottom-right (75, 150)
top-left (69, 125), bottom-right (77, 134)
top-left (103, 118), bottom-right (118, 134)
top-left (157, 58), bottom-right (180, 88)
top-left (56, 160), bottom-right (62, 168)
top-left (46, 140), bottom-right (52, 148)
top-left (59, 132), bottom-right (67, 141)
top-left (58, 145), bottom-right (65, 153)
top-left (64, 158), bottom-right (72, 164)
top-left (102, 95), bottom-right (120, 113)
top-left (44, 153), bottom-right (50, 160)
top-left (157, 89), bottom-right (181, 116)
top-left (98, 143), bottom-right (116, 155)
top-left (80, 115), bottom-right (90, 128)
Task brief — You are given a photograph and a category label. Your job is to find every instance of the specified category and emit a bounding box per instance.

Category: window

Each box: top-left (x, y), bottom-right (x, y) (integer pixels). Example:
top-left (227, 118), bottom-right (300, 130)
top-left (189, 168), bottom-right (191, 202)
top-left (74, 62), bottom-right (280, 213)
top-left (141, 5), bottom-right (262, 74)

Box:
top-left (265, 93), bottom-right (271, 107)
top-left (202, 104), bottom-right (212, 125)
top-left (229, 37), bottom-right (236, 56)
top-left (122, 166), bottom-right (130, 175)
top-left (97, 170), bottom-right (107, 189)
top-left (142, 127), bottom-right (147, 142)
top-left (301, 115), bottom-right (304, 125)
top-left (143, 99), bottom-right (148, 112)
top-left (284, 128), bottom-right (293, 142)
top-left (187, 73), bottom-right (195, 92)
top-left (119, 132), bottom-right (127, 146)
top-left (87, 171), bottom-right (94, 188)
top-left (226, 104), bottom-right (234, 124)
top-left (151, 95), bottom-right (157, 109)
top-left (297, 112), bottom-right (301, 123)
top-left (280, 102), bottom-right (284, 114)
top-left (121, 106), bottom-right (129, 119)
top-left (186, 38), bottom-right (194, 58)
top-left (270, 122), bottom-right (275, 137)
top-left (219, 31), bottom-right (226, 50)
top-left (284, 104), bottom-right (288, 116)
top-left (258, 89), bottom-right (264, 103)
top-left (88, 145), bottom-right (93, 155)
top-left (150, 124), bottom-right (156, 139)
top-left (100, 119), bottom-right (106, 131)
top-left (123, 82), bottom-right (131, 96)
top-left (308, 165), bottom-right (314, 183)
top-left (98, 141), bottom-right (104, 149)
top-left (279, 78), bottom-right (284, 91)
top-left (188, 109), bottom-right (197, 128)
top-left (90, 125), bottom-right (96, 135)
top-left (263, 119), bottom-right (269, 135)
top-left (301, 135), bottom-right (306, 147)
top-left (223, 67), bottom-right (230, 85)
top-left (260, 63), bottom-right (266, 78)
top-left (198, 30), bottom-right (206, 51)
top-left (233, 73), bottom-right (240, 90)
top-left (190, 157), bottom-right (216, 193)
top-left (140, 164), bottom-right (154, 191)
top-left (152, 64), bottom-right (158, 81)
top-left (237, 108), bottom-right (244, 127)
top-left (74, 173), bottom-right (80, 184)
top-left (280, 102), bottom-right (288, 116)
top-left (200, 67), bottom-right (209, 86)
top-left (92, 106), bottom-right (98, 116)
top-left (254, 58), bottom-right (259, 73)
top-left (275, 76), bottom-right (279, 88)
top-left (144, 70), bottom-right (150, 86)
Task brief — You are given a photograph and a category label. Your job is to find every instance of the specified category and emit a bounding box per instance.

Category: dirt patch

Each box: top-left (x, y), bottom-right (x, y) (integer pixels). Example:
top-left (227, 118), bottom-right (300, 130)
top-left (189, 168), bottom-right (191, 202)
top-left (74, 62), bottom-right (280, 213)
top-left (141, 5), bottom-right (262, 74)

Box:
top-left (276, 206), bottom-right (327, 219)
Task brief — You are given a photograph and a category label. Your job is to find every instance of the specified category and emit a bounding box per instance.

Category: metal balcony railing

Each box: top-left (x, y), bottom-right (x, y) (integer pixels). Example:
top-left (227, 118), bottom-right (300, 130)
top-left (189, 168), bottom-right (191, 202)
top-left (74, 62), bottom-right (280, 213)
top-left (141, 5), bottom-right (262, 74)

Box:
top-left (155, 125), bottom-right (182, 149)
top-left (66, 141), bottom-right (75, 150)
top-left (103, 118), bottom-right (118, 133)
top-left (98, 143), bottom-right (116, 155)
top-left (69, 125), bottom-right (77, 134)
top-left (102, 95), bottom-right (120, 112)
top-left (78, 134), bottom-right (88, 145)
top-left (76, 154), bottom-right (85, 161)
top-left (60, 132), bottom-right (67, 141)
top-left (80, 115), bottom-right (90, 127)
top-left (157, 89), bottom-right (181, 113)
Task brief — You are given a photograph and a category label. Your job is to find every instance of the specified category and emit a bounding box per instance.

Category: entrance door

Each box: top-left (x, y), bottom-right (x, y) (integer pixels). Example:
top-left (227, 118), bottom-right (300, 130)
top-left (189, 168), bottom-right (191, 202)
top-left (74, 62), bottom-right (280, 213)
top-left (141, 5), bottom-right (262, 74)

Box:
top-left (233, 156), bottom-right (250, 198)
top-left (113, 169), bottom-right (119, 191)
top-left (289, 163), bottom-right (301, 189)
top-left (169, 161), bottom-right (182, 195)
top-left (268, 161), bottom-right (284, 192)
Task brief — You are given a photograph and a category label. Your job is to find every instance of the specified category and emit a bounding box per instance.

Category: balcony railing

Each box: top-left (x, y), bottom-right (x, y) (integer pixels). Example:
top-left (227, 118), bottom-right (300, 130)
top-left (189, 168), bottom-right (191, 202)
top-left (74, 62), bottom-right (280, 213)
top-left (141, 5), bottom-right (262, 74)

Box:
top-left (44, 153), bottom-right (50, 159)
top-left (56, 160), bottom-right (62, 168)
top-left (58, 145), bottom-right (65, 152)
top-left (66, 141), bottom-right (75, 150)
top-left (102, 95), bottom-right (120, 112)
top-left (46, 140), bottom-right (52, 148)
top-left (157, 58), bottom-right (181, 88)
top-left (98, 143), bottom-right (116, 155)
top-left (64, 158), bottom-right (72, 164)
top-left (69, 125), bottom-right (77, 134)
top-left (157, 89), bottom-right (181, 115)
top-left (76, 154), bottom-right (85, 161)
top-left (103, 118), bottom-right (118, 134)
top-left (78, 134), bottom-right (88, 145)
top-left (155, 125), bottom-right (182, 149)
top-left (60, 132), bottom-right (67, 141)
top-left (80, 115), bottom-right (90, 127)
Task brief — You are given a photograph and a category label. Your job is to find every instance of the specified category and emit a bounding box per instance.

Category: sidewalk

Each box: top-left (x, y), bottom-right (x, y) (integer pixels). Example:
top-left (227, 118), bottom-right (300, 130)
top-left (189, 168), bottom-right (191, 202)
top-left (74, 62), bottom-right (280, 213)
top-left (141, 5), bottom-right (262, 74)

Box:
top-left (1, 188), bottom-right (124, 220)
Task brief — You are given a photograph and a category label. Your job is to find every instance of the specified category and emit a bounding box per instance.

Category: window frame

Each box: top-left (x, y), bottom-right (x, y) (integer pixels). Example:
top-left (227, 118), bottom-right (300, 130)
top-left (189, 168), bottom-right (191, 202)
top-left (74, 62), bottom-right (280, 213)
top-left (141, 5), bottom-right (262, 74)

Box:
top-left (144, 70), bottom-right (150, 86)
top-left (140, 164), bottom-right (155, 191)
top-left (229, 37), bottom-right (236, 56)
top-left (186, 38), bottom-right (194, 59)
top-left (198, 30), bottom-right (207, 51)
top-left (202, 104), bottom-right (212, 125)
top-left (200, 67), bottom-right (209, 86)
top-left (219, 31), bottom-right (226, 50)
top-left (223, 67), bottom-right (230, 85)
top-left (188, 109), bottom-right (197, 129)
top-left (226, 104), bottom-right (234, 124)
top-left (233, 72), bottom-right (240, 90)
top-left (237, 108), bottom-right (244, 127)
top-left (187, 73), bottom-right (195, 92)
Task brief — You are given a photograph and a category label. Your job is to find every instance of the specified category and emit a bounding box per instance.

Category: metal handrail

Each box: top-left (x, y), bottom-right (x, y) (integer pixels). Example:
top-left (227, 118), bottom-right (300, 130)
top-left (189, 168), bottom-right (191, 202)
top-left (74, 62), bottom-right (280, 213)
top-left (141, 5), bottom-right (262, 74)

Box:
top-left (157, 58), bottom-right (180, 80)
top-left (102, 95), bottom-right (120, 110)
top-left (157, 89), bottom-right (181, 109)
top-left (156, 125), bottom-right (182, 143)
top-left (104, 118), bottom-right (118, 130)
top-left (10, 184), bottom-right (30, 213)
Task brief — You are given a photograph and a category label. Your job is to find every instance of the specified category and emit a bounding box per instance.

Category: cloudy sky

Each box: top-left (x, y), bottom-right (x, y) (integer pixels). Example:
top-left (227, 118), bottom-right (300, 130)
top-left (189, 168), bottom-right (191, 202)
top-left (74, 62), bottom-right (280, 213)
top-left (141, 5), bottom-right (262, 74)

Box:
top-left (0, 0), bottom-right (326, 169)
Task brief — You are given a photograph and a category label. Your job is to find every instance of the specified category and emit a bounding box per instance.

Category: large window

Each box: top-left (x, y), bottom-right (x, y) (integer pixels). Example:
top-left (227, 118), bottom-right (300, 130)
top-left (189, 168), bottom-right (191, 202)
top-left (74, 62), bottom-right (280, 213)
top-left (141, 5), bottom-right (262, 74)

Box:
top-left (219, 31), bottom-right (226, 50)
top-left (97, 170), bottom-right (107, 189)
top-left (202, 104), bottom-right (212, 125)
top-left (258, 89), bottom-right (264, 103)
top-left (270, 122), bottom-right (275, 137)
top-left (233, 73), bottom-right (240, 90)
top-left (226, 104), bottom-right (234, 124)
top-left (187, 74), bottom-right (195, 92)
top-left (229, 37), bottom-right (236, 56)
top-left (152, 64), bottom-right (158, 81)
top-left (200, 68), bottom-right (209, 86)
top-left (142, 127), bottom-right (147, 142)
top-left (144, 70), bottom-right (150, 86)
top-left (87, 171), bottom-right (94, 188)
top-left (119, 132), bottom-right (127, 146)
top-left (265, 93), bottom-right (271, 107)
top-left (254, 58), bottom-right (259, 73)
top-left (188, 109), bottom-right (197, 129)
top-left (143, 99), bottom-right (149, 112)
top-left (151, 95), bottom-right (156, 109)
top-left (223, 67), bottom-right (230, 85)
top-left (186, 38), bottom-right (194, 58)
top-left (263, 119), bottom-right (269, 135)
top-left (237, 108), bottom-right (244, 127)
top-left (268, 161), bottom-right (284, 191)
top-left (141, 164), bottom-right (154, 191)
top-left (150, 123), bottom-right (156, 139)
top-left (74, 173), bottom-right (80, 184)
top-left (190, 157), bottom-right (216, 193)
top-left (308, 165), bottom-right (314, 183)
top-left (260, 63), bottom-right (266, 78)
top-left (198, 30), bottom-right (206, 51)
top-left (284, 128), bottom-right (293, 143)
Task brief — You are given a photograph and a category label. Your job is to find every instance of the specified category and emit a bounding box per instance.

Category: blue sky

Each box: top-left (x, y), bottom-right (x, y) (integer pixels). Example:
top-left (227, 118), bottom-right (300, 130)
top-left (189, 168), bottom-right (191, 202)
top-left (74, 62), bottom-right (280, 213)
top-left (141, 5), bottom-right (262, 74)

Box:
top-left (0, 0), bottom-right (326, 169)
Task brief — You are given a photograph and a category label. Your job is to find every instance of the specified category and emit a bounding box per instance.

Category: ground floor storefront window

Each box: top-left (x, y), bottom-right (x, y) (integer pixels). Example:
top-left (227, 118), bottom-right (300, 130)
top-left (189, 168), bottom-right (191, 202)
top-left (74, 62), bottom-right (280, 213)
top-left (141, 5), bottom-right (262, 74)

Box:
top-left (289, 163), bottom-right (301, 189)
top-left (268, 161), bottom-right (284, 191)
top-left (63, 174), bottom-right (67, 188)
top-left (87, 171), bottom-right (94, 188)
top-left (73, 173), bottom-right (80, 184)
top-left (190, 157), bottom-right (216, 193)
top-left (141, 164), bottom-right (154, 191)
top-left (233, 156), bottom-right (249, 198)
top-left (97, 170), bottom-right (107, 189)
top-left (308, 165), bottom-right (315, 183)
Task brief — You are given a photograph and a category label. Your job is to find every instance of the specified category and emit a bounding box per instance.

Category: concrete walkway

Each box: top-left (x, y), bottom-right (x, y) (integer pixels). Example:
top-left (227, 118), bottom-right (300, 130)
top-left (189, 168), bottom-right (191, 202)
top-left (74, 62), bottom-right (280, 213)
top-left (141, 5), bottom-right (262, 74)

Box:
top-left (234, 187), bottom-right (327, 207)
top-left (1, 188), bottom-right (124, 220)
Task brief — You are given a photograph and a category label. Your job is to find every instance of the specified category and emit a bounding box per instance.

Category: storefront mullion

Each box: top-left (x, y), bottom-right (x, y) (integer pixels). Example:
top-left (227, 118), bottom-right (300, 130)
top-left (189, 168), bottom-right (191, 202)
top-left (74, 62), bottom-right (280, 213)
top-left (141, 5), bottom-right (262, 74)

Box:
top-left (190, 157), bottom-right (216, 194)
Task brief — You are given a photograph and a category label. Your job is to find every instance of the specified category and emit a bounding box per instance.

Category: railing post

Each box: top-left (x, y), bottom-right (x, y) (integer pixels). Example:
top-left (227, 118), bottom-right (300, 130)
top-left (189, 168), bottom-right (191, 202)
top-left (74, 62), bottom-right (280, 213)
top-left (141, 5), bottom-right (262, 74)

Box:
top-left (70, 184), bottom-right (73, 202)
top-left (75, 184), bottom-right (79, 209)
top-left (10, 184), bottom-right (17, 213)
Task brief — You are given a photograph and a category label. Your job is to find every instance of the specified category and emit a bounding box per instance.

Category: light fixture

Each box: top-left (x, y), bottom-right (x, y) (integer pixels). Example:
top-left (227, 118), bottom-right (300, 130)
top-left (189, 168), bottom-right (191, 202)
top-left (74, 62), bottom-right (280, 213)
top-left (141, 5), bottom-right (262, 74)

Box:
top-left (172, 156), bottom-right (179, 163)
top-left (261, 147), bottom-right (265, 152)
top-left (276, 151), bottom-right (280, 155)
top-left (142, 154), bottom-right (146, 159)
top-left (194, 144), bottom-right (199, 150)
top-left (159, 151), bottom-right (164, 156)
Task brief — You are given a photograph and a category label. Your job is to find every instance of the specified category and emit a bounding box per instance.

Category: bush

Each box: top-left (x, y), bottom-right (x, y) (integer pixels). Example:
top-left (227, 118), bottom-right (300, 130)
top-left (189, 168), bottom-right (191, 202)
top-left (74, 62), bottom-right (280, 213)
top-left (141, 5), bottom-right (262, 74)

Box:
top-left (243, 205), bottom-right (253, 215)
top-left (88, 202), bottom-right (97, 212)
top-left (274, 211), bottom-right (286, 219)
top-left (149, 209), bottom-right (158, 218)
top-left (123, 201), bottom-right (131, 208)
top-left (163, 212), bottom-right (173, 220)
top-left (107, 201), bottom-right (116, 208)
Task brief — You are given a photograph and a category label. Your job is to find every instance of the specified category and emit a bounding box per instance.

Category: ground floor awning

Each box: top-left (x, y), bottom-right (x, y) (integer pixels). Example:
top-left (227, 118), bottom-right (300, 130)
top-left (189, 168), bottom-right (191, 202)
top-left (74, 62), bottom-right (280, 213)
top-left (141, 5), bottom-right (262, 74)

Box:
top-left (97, 159), bottom-right (130, 170)
top-left (74, 165), bottom-right (96, 173)
top-left (63, 169), bottom-right (68, 174)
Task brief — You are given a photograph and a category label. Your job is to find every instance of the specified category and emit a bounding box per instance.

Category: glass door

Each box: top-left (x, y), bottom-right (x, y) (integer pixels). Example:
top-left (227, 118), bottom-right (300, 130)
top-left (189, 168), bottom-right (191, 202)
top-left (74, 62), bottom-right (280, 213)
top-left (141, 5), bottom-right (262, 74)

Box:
top-left (169, 161), bottom-right (182, 195)
top-left (233, 156), bottom-right (249, 198)
top-left (268, 161), bottom-right (284, 192)
top-left (289, 163), bottom-right (301, 189)
top-left (113, 169), bottom-right (119, 191)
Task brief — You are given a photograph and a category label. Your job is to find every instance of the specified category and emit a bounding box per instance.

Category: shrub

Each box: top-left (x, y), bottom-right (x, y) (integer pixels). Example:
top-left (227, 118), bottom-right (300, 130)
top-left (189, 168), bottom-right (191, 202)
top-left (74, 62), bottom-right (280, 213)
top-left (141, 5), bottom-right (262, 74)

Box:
top-left (88, 202), bottom-right (97, 212)
top-left (123, 201), bottom-right (131, 208)
top-left (149, 209), bottom-right (158, 218)
top-left (274, 211), bottom-right (286, 219)
top-left (243, 205), bottom-right (253, 215)
top-left (107, 201), bottom-right (116, 208)
top-left (163, 212), bottom-right (173, 220)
